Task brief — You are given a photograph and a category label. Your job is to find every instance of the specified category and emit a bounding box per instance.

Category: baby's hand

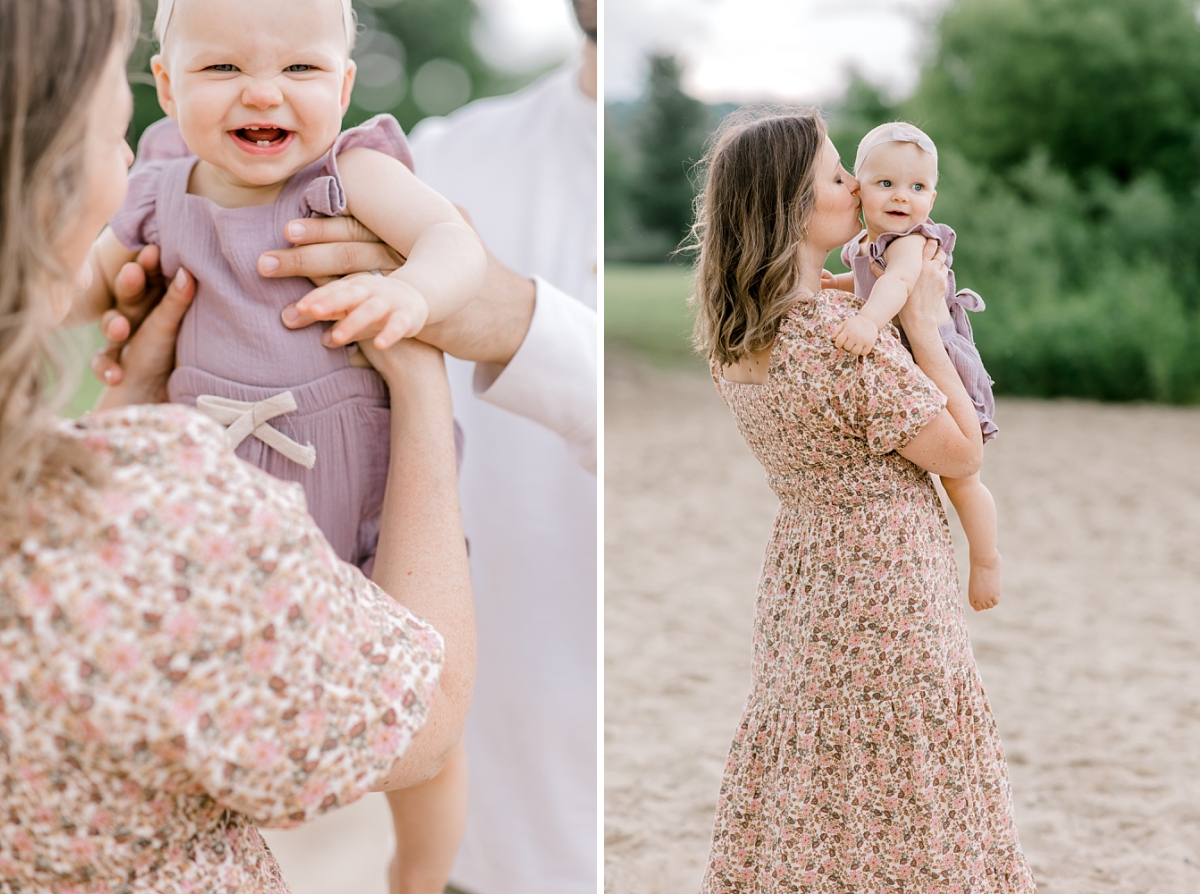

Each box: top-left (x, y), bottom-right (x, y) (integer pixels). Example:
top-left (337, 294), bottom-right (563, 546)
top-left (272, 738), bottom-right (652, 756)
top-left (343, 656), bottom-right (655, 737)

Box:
top-left (292, 273), bottom-right (429, 350)
top-left (820, 269), bottom-right (838, 290)
top-left (832, 314), bottom-right (880, 355)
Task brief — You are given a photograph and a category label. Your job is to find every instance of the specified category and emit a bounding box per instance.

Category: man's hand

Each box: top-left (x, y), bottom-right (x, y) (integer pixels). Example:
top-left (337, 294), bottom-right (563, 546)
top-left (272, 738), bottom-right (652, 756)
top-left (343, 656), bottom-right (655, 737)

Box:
top-left (94, 267), bottom-right (195, 409)
top-left (281, 208), bottom-right (536, 367)
top-left (258, 216), bottom-right (403, 285)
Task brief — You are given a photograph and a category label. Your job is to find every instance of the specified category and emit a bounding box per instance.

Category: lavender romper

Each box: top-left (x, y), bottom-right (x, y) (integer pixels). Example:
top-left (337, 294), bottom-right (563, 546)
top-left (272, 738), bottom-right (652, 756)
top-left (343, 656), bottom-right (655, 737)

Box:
top-left (841, 220), bottom-right (998, 440)
top-left (110, 115), bottom-right (414, 574)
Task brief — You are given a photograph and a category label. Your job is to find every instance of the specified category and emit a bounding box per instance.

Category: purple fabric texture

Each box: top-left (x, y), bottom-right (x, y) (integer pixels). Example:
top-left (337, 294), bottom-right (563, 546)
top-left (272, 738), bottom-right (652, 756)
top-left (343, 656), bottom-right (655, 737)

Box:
top-left (108, 115), bottom-right (415, 570)
top-left (841, 221), bottom-right (998, 441)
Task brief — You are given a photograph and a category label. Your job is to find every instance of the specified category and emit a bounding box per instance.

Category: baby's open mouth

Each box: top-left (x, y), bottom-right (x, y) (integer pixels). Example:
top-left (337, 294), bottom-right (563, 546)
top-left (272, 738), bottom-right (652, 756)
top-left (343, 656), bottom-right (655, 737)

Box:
top-left (234, 126), bottom-right (290, 148)
top-left (886, 210), bottom-right (909, 217)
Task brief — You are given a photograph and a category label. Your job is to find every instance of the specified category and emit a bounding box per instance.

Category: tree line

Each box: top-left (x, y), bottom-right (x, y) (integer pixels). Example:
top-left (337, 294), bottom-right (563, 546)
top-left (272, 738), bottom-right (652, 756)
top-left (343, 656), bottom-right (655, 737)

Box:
top-left (606, 0), bottom-right (1200, 402)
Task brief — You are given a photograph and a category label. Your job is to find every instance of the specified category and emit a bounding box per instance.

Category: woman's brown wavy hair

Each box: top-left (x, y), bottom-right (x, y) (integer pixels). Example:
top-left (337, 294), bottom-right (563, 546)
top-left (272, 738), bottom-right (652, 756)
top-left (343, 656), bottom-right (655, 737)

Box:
top-left (686, 109), bottom-right (827, 368)
top-left (0, 0), bottom-right (137, 526)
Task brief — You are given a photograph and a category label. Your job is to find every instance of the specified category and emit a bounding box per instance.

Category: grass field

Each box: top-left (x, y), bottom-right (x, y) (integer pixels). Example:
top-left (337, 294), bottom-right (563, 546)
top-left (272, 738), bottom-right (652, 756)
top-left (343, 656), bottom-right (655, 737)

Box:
top-left (604, 264), bottom-right (700, 367)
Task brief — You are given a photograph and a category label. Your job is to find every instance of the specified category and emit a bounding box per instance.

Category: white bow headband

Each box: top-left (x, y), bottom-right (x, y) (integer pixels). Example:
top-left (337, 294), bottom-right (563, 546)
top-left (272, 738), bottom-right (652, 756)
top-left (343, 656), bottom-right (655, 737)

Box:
top-left (153, 0), bottom-right (357, 51)
top-left (853, 123), bottom-right (938, 177)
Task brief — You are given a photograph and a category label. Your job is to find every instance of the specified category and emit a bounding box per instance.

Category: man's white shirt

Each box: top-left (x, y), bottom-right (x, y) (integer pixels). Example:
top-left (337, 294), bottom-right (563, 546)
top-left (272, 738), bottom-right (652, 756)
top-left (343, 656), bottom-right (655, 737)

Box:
top-left (409, 59), bottom-right (597, 894)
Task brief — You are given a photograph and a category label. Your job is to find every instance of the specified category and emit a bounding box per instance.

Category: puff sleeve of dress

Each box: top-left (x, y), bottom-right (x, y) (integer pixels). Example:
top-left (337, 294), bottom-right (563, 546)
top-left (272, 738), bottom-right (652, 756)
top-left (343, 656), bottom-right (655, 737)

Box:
top-left (301, 114), bottom-right (415, 218)
top-left (18, 405), bottom-right (443, 829)
top-left (868, 220), bottom-right (957, 270)
top-left (107, 118), bottom-right (194, 252)
top-left (774, 291), bottom-right (947, 455)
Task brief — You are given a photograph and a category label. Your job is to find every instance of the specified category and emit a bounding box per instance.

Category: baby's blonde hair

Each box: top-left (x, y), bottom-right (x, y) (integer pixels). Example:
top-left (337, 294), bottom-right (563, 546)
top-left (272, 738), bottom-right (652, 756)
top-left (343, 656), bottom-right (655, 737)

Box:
top-left (154, 0), bottom-right (357, 53)
top-left (854, 121), bottom-right (939, 184)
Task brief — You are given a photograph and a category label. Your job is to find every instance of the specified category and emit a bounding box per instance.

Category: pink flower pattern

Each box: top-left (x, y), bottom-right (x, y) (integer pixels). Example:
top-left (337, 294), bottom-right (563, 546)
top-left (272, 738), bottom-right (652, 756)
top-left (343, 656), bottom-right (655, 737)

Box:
top-left (702, 291), bottom-right (1036, 892)
top-left (0, 405), bottom-right (444, 892)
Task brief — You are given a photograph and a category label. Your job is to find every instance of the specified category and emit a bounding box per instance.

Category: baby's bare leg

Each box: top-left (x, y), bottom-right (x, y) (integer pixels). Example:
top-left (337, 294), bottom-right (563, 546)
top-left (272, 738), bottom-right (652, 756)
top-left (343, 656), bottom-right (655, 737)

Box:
top-left (386, 741), bottom-right (468, 894)
top-left (939, 471), bottom-right (1001, 611)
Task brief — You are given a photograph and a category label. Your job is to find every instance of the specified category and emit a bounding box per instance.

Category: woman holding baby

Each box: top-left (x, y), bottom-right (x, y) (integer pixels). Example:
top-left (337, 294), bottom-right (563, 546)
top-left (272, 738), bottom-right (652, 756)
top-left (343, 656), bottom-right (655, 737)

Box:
top-left (690, 108), bottom-right (1037, 889)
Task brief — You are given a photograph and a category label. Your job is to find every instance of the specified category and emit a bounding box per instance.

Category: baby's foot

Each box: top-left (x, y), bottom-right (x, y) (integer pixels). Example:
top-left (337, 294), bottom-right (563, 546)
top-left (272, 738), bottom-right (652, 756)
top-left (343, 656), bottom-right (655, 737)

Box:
top-left (968, 551), bottom-right (1001, 611)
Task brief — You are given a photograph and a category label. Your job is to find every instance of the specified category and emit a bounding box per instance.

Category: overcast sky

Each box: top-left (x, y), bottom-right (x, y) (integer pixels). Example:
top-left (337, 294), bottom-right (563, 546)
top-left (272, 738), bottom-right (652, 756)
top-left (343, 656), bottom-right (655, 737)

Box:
top-left (605, 0), bottom-right (950, 104)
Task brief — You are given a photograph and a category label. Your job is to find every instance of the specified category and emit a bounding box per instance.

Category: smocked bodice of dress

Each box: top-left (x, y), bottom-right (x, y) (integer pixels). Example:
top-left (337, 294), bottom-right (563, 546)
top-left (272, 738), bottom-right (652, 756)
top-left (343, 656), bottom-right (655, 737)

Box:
top-left (714, 289), bottom-right (946, 510)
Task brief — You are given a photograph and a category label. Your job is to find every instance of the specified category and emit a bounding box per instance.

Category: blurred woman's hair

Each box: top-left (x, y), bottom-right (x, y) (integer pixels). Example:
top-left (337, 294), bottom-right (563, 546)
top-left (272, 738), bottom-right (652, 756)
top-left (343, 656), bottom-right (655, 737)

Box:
top-left (0, 0), bottom-right (136, 526)
top-left (686, 108), bottom-right (827, 368)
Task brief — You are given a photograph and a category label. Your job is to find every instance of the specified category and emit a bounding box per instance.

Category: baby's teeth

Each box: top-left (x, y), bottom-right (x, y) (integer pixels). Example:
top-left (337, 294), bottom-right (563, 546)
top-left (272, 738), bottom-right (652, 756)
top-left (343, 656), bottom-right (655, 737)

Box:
top-left (257, 140), bottom-right (271, 147)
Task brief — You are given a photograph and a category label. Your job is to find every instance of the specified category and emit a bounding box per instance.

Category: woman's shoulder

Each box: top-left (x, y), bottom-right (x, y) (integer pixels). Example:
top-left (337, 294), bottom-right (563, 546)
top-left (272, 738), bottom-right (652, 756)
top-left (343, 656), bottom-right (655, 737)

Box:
top-left (301, 115), bottom-right (415, 217)
top-left (777, 289), bottom-right (861, 343)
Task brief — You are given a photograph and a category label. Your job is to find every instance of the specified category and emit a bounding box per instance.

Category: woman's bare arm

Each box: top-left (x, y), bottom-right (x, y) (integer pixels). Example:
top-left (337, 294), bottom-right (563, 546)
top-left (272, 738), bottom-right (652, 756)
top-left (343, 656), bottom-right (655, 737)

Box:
top-left (895, 242), bottom-right (983, 479)
top-left (365, 339), bottom-right (475, 789)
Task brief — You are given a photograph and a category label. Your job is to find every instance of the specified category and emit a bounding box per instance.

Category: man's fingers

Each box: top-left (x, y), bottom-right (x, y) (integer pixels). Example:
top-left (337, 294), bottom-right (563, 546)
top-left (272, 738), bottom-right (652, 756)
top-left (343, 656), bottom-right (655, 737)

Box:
top-left (281, 304), bottom-right (319, 329)
top-left (258, 241), bottom-right (402, 280)
top-left (284, 216), bottom-right (383, 246)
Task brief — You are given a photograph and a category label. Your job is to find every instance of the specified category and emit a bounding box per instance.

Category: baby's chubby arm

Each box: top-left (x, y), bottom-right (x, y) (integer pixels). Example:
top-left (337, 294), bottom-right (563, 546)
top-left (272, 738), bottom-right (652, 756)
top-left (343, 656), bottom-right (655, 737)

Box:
top-left (63, 229), bottom-right (139, 329)
top-left (832, 234), bottom-right (925, 354)
top-left (292, 148), bottom-right (486, 350)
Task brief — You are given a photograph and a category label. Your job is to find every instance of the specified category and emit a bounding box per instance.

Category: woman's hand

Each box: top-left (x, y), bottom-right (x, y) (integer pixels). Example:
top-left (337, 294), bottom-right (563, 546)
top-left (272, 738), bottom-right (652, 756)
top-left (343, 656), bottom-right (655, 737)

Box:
top-left (360, 337), bottom-right (452, 419)
top-left (896, 239), bottom-right (949, 335)
top-left (94, 265), bottom-right (195, 410)
top-left (91, 245), bottom-right (175, 387)
top-left (895, 239), bottom-right (982, 478)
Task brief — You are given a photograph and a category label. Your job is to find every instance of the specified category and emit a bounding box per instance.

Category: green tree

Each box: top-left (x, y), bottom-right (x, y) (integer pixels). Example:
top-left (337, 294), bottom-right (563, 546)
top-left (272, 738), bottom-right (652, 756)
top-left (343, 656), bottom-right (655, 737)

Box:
top-left (827, 71), bottom-right (897, 165)
top-left (906, 0), bottom-right (1200, 191)
top-left (628, 54), bottom-right (711, 253)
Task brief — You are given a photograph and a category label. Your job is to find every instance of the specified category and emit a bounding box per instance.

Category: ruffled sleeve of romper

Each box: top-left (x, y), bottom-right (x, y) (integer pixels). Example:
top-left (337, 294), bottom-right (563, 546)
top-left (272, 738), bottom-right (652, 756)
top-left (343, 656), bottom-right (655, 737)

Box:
top-left (42, 405), bottom-right (444, 827)
top-left (301, 114), bottom-right (415, 217)
top-left (840, 228), bottom-right (868, 269)
top-left (774, 292), bottom-right (947, 455)
top-left (867, 220), bottom-right (956, 272)
top-left (107, 117), bottom-right (195, 252)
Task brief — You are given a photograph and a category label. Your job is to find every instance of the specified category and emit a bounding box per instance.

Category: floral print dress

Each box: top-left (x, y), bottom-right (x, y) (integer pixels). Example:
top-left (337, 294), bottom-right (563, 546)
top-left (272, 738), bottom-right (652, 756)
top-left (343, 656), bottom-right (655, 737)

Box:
top-left (0, 406), bottom-right (444, 893)
top-left (701, 290), bottom-right (1036, 892)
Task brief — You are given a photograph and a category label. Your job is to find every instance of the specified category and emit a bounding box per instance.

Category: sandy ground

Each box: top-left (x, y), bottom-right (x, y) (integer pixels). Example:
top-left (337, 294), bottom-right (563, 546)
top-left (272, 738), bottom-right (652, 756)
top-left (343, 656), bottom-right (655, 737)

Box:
top-left (604, 350), bottom-right (1200, 894)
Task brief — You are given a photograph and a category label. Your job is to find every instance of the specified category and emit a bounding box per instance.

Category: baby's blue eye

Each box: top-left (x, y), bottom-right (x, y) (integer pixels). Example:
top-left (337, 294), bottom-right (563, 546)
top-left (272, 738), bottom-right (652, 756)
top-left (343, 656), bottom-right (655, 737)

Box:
top-left (285, 64), bottom-right (315, 73)
top-left (879, 179), bottom-right (892, 188)
top-left (913, 184), bottom-right (924, 191)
